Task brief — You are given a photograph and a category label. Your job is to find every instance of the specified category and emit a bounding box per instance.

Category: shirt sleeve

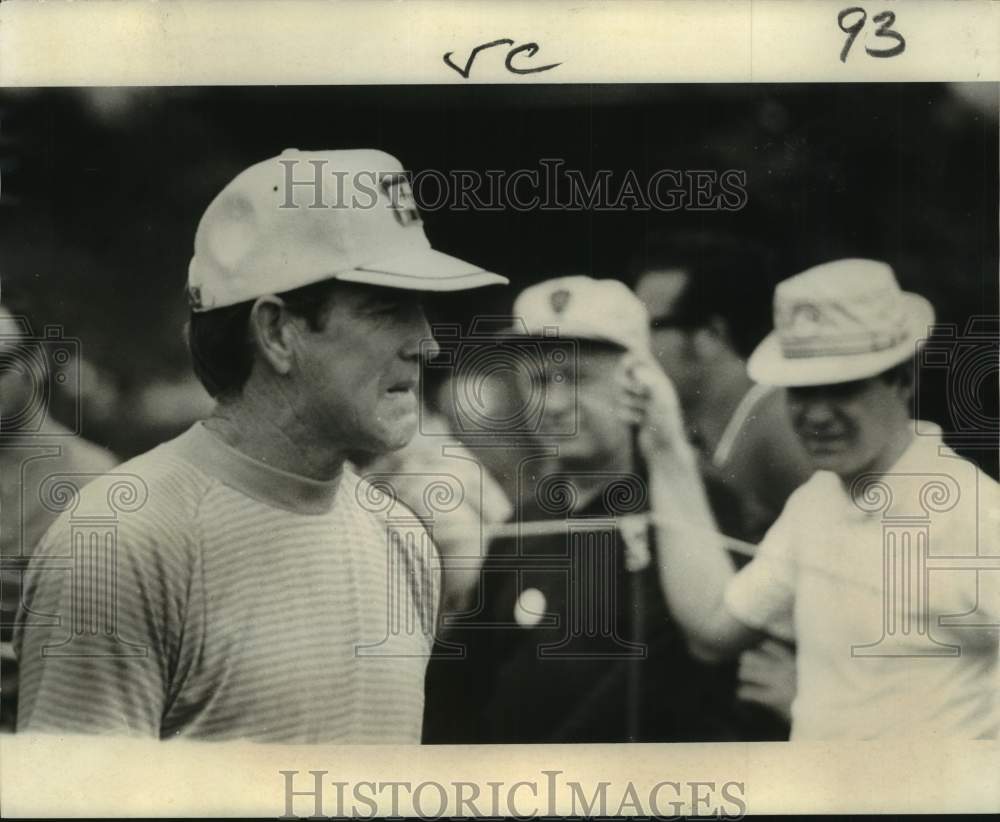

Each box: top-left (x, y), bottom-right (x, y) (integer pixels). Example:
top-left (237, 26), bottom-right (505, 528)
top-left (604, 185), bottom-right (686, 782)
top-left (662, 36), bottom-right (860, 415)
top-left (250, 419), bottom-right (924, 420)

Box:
top-left (13, 507), bottom-right (191, 738)
top-left (724, 489), bottom-right (800, 636)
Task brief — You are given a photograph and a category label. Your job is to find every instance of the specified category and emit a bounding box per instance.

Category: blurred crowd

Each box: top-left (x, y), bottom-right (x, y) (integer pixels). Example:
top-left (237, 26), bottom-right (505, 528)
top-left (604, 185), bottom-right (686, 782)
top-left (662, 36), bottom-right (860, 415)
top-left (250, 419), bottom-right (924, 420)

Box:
top-left (4, 241), bottom-right (804, 738)
top-left (1, 84), bottom-right (996, 465)
top-left (2, 225), bottom-right (997, 743)
top-left (0, 85), bottom-right (996, 742)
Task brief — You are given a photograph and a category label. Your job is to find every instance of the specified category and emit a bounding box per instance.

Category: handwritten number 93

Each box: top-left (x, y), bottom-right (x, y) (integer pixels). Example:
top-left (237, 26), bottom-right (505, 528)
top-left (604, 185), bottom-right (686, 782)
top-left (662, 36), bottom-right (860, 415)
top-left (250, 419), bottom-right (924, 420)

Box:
top-left (838, 7), bottom-right (906, 63)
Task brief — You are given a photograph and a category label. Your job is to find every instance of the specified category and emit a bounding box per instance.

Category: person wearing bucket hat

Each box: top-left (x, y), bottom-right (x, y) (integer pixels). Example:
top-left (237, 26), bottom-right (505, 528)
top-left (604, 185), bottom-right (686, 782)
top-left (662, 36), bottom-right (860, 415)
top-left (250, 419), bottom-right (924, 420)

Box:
top-left (15, 149), bottom-right (508, 743)
top-left (633, 258), bottom-right (1000, 740)
top-left (747, 258), bottom-right (935, 387)
top-left (745, 259), bottom-right (936, 483)
top-left (423, 276), bottom-right (747, 743)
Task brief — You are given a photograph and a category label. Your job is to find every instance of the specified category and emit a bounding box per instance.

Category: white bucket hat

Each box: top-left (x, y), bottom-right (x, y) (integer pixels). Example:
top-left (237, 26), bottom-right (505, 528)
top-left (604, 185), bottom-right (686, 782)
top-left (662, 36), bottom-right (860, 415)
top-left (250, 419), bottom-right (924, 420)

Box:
top-left (513, 276), bottom-right (653, 357)
top-left (747, 258), bottom-right (935, 387)
top-left (187, 148), bottom-right (507, 311)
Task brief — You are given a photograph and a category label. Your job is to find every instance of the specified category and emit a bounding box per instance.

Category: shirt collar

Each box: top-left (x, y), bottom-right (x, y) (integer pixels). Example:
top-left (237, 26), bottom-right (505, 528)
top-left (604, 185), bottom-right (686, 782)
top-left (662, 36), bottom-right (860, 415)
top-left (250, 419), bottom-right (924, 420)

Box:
top-left (173, 422), bottom-right (343, 515)
top-left (886, 420), bottom-right (945, 474)
top-left (837, 420), bottom-right (945, 519)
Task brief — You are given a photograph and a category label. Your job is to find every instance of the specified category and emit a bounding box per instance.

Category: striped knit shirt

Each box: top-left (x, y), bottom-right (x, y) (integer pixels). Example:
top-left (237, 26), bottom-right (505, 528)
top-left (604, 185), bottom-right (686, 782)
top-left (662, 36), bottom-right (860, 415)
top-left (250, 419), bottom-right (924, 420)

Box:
top-left (14, 423), bottom-right (439, 743)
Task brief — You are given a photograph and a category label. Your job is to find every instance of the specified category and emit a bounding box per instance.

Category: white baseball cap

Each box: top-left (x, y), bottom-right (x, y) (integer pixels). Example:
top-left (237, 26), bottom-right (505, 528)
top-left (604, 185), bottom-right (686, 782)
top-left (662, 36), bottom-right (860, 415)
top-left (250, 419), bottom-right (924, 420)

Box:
top-left (747, 258), bottom-right (935, 386)
top-left (512, 276), bottom-right (653, 356)
top-left (187, 148), bottom-right (507, 311)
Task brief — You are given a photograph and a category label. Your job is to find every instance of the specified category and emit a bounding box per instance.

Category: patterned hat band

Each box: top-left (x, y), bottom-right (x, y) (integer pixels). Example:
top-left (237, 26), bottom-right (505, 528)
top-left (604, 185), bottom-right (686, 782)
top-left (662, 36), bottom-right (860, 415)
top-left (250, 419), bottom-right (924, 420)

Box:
top-left (747, 260), bottom-right (935, 387)
top-left (780, 324), bottom-right (909, 359)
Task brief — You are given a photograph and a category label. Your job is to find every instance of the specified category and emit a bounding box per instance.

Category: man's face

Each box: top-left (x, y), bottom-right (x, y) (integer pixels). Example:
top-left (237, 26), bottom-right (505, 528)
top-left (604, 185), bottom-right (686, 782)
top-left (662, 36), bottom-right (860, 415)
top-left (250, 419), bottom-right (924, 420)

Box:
top-left (289, 282), bottom-right (437, 455)
top-left (531, 341), bottom-right (632, 470)
top-left (785, 374), bottom-right (911, 480)
top-left (634, 269), bottom-right (700, 406)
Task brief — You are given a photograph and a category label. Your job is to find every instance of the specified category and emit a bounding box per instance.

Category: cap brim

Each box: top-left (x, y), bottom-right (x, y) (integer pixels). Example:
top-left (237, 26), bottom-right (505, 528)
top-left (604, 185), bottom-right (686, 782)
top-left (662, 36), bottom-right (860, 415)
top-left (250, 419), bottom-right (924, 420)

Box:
top-left (747, 293), bottom-right (935, 387)
top-left (512, 322), bottom-right (633, 352)
top-left (342, 247), bottom-right (508, 292)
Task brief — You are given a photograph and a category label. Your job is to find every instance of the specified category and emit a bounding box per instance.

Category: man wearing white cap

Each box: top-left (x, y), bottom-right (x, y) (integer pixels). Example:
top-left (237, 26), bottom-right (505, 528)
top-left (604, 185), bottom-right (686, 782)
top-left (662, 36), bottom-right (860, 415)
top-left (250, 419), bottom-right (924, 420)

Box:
top-left (637, 259), bottom-right (1000, 739)
top-left (425, 276), bottom-right (743, 743)
top-left (14, 149), bottom-right (507, 742)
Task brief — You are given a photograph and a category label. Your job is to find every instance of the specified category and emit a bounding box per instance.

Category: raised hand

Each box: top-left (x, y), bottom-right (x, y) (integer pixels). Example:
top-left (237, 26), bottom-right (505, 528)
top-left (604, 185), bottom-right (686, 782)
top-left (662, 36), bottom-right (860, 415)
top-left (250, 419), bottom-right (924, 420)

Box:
top-left (617, 353), bottom-right (696, 469)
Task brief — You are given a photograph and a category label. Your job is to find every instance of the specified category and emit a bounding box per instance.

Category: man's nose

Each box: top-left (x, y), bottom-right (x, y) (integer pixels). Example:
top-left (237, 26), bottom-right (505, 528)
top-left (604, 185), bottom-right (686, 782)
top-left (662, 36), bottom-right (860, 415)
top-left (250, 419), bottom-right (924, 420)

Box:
top-left (795, 396), bottom-right (837, 428)
top-left (405, 304), bottom-right (439, 361)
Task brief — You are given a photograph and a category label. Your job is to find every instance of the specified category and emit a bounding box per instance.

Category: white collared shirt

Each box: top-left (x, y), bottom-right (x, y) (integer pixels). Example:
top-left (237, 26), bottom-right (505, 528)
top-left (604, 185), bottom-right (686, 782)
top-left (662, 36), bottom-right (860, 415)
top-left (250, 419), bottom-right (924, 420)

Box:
top-left (725, 423), bottom-right (1000, 740)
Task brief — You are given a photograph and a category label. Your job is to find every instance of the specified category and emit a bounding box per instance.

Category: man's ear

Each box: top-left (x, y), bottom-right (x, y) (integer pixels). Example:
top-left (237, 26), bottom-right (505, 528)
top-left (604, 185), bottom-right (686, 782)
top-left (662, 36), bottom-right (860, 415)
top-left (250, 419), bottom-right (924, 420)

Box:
top-left (248, 296), bottom-right (297, 376)
top-left (895, 371), bottom-right (916, 407)
top-left (883, 362), bottom-right (915, 405)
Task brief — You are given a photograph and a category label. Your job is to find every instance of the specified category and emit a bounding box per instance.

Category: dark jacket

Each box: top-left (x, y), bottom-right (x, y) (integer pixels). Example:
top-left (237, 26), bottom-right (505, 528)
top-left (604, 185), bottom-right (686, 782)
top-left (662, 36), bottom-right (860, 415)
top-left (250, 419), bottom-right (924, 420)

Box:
top-left (423, 472), bottom-right (743, 743)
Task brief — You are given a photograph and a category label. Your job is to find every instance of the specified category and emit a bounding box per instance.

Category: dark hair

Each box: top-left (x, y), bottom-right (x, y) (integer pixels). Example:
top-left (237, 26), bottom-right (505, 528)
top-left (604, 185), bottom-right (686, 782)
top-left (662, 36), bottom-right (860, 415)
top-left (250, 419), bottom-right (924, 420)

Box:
top-left (880, 358), bottom-right (916, 417)
top-left (879, 358), bottom-right (915, 388)
top-left (187, 278), bottom-right (340, 400)
top-left (630, 231), bottom-right (775, 358)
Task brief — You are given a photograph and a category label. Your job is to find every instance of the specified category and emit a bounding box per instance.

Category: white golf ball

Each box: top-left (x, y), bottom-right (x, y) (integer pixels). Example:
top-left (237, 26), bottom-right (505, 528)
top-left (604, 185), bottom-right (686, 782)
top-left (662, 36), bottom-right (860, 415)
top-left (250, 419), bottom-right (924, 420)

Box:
top-left (514, 587), bottom-right (546, 627)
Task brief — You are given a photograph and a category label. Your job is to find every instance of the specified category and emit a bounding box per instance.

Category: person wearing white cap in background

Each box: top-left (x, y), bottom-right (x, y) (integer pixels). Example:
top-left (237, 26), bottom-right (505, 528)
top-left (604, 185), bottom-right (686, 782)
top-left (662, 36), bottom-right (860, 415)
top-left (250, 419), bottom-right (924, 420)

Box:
top-left (424, 275), bottom-right (745, 744)
top-left (15, 149), bottom-right (507, 743)
top-left (632, 258), bottom-right (1000, 740)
